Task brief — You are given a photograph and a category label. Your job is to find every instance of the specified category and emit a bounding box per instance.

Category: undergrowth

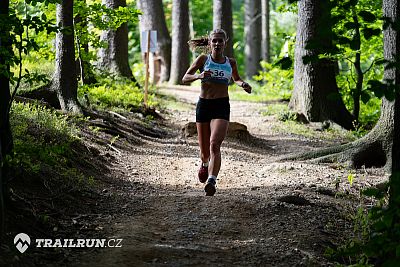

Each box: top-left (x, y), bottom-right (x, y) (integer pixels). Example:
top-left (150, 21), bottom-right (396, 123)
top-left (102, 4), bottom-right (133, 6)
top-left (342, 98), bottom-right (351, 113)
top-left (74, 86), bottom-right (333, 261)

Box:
top-left (6, 102), bottom-right (93, 188)
top-left (326, 174), bottom-right (400, 267)
top-left (79, 77), bottom-right (158, 112)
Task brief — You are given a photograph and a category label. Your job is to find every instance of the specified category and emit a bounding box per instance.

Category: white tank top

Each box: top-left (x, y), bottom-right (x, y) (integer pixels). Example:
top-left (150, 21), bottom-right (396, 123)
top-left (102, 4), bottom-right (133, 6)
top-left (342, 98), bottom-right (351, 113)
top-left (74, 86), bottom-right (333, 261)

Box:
top-left (201, 54), bottom-right (232, 85)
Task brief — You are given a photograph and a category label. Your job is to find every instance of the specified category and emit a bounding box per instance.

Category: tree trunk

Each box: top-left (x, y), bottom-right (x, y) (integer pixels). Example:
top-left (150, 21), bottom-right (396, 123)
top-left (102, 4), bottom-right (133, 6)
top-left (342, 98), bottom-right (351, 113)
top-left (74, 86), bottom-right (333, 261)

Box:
top-left (137, 0), bottom-right (171, 83)
top-left (382, 0), bottom-right (400, 205)
top-left (244, 0), bottom-right (262, 79)
top-left (169, 0), bottom-right (190, 85)
top-left (52, 0), bottom-right (82, 113)
top-left (281, 0), bottom-right (400, 173)
top-left (0, 0), bottom-right (12, 238)
top-left (289, 0), bottom-right (354, 130)
top-left (261, 0), bottom-right (270, 62)
top-left (213, 0), bottom-right (233, 58)
top-left (98, 0), bottom-right (133, 78)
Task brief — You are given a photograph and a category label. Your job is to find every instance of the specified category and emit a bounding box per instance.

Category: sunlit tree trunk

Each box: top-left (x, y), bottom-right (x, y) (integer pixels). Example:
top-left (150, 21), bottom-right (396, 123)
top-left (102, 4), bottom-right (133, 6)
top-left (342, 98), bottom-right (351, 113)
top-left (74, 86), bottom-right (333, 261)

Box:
top-left (261, 0), bottom-right (270, 62)
top-left (213, 0), bottom-right (233, 58)
top-left (52, 0), bottom-right (82, 113)
top-left (382, 0), bottom-right (400, 206)
top-left (244, 0), bottom-right (262, 79)
top-left (137, 0), bottom-right (171, 82)
top-left (98, 0), bottom-right (133, 78)
top-left (189, 5), bottom-right (196, 59)
top-left (169, 0), bottom-right (190, 85)
top-left (289, 0), bottom-right (354, 129)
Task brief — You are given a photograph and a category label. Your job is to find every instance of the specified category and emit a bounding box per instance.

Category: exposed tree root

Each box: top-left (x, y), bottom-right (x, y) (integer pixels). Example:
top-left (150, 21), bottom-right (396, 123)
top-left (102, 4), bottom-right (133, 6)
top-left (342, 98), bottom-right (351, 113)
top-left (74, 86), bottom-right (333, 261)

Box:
top-left (279, 129), bottom-right (388, 169)
top-left (18, 84), bottom-right (60, 109)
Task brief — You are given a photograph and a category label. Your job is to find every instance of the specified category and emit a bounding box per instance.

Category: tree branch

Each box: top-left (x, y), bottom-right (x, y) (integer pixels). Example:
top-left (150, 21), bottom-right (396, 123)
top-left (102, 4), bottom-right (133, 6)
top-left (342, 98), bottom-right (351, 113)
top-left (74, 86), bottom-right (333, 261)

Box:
top-left (7, 32), bottom-right (24, 115)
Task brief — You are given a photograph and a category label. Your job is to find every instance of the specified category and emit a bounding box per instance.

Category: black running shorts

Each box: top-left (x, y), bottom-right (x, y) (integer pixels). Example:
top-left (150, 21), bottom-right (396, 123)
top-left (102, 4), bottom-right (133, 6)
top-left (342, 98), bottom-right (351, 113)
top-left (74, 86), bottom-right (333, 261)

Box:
top-left (196, 97), bottom-right (230, 123)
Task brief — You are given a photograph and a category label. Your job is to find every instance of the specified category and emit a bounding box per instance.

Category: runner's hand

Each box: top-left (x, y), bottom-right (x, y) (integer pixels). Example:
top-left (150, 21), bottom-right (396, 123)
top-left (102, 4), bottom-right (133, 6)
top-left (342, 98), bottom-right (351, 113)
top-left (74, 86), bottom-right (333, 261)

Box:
top-left (242, 82), bottom-right (252, 94)
top-left (197, 70), bottom-right (213, 79)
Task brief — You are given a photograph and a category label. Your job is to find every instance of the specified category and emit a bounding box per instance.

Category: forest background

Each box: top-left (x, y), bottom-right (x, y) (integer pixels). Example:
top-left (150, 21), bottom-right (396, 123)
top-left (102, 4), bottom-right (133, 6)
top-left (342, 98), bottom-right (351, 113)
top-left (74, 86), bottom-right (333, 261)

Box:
top-left (1, 0), bottom-right (400, 266)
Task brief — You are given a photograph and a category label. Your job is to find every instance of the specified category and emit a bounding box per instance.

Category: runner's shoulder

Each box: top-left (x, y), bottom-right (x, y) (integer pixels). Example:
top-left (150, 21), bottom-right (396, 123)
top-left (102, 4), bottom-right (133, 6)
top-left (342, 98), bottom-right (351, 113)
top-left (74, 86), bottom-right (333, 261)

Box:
top-left (228, 57), bottom-right (237, 65)
top-left (193, 54), bottom-right (208, 67)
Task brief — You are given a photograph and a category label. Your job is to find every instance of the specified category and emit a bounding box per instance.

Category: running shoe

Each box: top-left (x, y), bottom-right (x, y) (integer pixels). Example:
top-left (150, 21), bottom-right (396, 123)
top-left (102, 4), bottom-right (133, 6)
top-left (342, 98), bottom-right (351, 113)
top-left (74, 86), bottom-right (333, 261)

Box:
top-left (198, 165), bottom-right (208, 183)
top-left (205, 178), bottom-right (216, 196)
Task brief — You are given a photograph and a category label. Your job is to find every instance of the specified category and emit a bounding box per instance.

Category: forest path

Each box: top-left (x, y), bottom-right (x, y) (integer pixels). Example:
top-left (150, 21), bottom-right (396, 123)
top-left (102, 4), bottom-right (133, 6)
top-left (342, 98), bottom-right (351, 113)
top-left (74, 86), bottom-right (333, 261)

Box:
top-left (75, 86), bottom-right (384, 267)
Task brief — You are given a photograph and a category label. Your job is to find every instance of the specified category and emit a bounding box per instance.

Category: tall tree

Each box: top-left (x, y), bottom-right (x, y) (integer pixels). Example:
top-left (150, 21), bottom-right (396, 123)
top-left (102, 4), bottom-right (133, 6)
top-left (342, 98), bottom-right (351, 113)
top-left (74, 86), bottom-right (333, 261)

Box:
top-left (382, 0), bottom-right (400, 205)
top-left (244, 0), bottom-right (262, 79)
top-left (261, 0), bottom-right (270, 62)
top-left (0, 0), bottom-right (12, 238)
top-left (51, 0), bottom-right (82, 113)
top-left (169, 0), bottom-right (190, 85)
top-left (289, 0), bottom-right (354, 129)
top-left (189, 4), bottom-right (196, 59)
top-left (98, 0), bottom-right (132, 78)
top-left (285, 0), bottom-right (400, 175)
top-left (213, 0), bottom-right (233, 58)
top-left (137, 0), bottom-right (171, 83)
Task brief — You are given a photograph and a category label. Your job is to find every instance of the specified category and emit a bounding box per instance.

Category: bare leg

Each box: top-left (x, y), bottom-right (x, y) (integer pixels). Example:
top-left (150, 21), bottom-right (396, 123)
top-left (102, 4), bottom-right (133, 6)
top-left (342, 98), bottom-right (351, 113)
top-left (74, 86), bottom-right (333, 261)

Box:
top-left (208, 119), bottom-right (229, 177)
top-left (196, 122), bottom-right (211, 163)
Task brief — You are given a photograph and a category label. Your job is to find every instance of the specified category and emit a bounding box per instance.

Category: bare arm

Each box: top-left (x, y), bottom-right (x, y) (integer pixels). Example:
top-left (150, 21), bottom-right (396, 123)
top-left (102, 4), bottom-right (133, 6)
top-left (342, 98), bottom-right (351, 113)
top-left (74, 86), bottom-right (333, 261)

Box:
top-left (230, 58), bottom-right (252, 94)
top-left (182, 55), bottom-right (212, 84)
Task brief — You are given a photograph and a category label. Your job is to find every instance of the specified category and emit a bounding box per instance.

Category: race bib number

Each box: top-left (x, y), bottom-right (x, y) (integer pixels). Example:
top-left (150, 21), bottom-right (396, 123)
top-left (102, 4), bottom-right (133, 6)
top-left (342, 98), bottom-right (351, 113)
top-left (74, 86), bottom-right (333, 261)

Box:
top-left (213, 70), bottom-right (224, 77)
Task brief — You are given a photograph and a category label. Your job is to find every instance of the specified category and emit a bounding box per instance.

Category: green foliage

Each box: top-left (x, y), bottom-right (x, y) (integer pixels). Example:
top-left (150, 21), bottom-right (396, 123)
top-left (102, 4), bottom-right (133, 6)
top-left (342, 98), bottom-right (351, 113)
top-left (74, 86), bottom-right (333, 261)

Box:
top-left (358, 97), bottom-right (381, 128)
top-left (127, 0), bottom-right (143, 65)
top-left (14, 2), bottom-right (57, 78)
top-left (277, 110), bottom-right (297, 122)
top-left (260, 103), bottom-right (290, 116)
top-left (271, 0), bottom-right (384, 129)
top-left (2, 0), bottom-right (58, 92)
top-left (254, 61), bottom-right (294, 101)
top-left (270, 11), bottom-right (297, 60)
top-left (330, 0), bottom-right (384, 122)
top-left (74, 0), bottom-right (141, 56)
top-left (6, 0), bottom-right (141, 91)
top-left (190, 0), bottom-right (213, 37)
top-left (6, 102), bottom-right (96, 191)
top-left (7, 102), bottom-right (79, 175)
top-left (329, 174), bottom-right (400, 266)
top-left (348, 172), bottom-right (355, 186)
top-left (79, 77), bottom-right (157, 110)
top-left (162, 0), bottom-right (172, 33)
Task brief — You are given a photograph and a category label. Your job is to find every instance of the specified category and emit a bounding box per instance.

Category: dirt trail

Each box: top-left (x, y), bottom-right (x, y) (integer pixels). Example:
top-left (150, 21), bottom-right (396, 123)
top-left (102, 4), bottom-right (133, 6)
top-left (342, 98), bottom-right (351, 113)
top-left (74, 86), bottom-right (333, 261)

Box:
top-left (75, 86), bottom-right (385, 267)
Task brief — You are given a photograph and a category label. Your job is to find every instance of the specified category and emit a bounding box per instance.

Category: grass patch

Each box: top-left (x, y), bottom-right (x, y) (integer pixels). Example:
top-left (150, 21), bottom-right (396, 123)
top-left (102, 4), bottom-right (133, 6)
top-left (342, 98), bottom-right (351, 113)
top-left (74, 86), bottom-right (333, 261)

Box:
top-left (260, 103), bottom-right (290, 116)
top-left (271, 120), bottom-right (357, 141)
top-left (79, 77), bottom-right (159, 112)
top-left (260, 102), bottom-right (358, 141)
top-left (7, 102), bottom-right (93, 188)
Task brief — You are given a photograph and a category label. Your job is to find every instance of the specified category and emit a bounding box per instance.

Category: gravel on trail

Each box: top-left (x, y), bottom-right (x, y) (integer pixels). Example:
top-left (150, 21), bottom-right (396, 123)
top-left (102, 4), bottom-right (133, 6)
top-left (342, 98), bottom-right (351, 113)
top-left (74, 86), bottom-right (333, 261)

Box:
top-left (74, 85), bottom-right (386, 267)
